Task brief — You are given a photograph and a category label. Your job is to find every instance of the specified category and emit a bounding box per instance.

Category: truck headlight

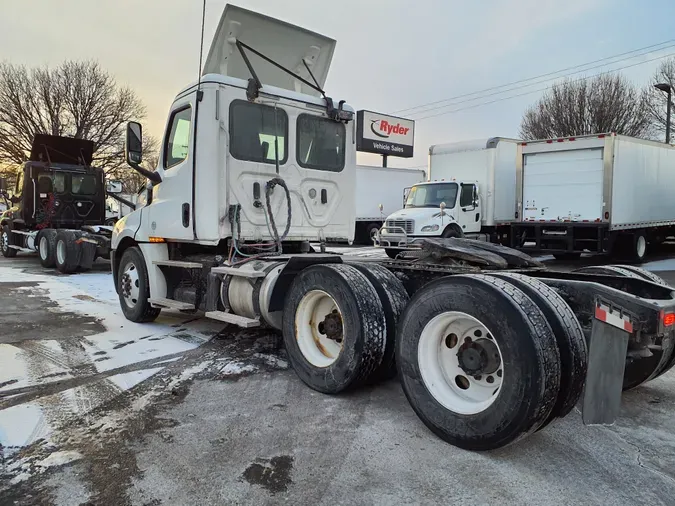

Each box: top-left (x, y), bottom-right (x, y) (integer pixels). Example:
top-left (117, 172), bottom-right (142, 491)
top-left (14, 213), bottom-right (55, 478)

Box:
top-left (421, 225), bottom-right (440, 232)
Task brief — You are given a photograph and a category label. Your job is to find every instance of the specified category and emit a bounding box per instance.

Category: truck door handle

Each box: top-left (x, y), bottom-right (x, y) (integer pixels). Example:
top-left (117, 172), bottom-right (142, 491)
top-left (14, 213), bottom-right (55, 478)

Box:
top-left (475, 213), bottom-right (480, 222)
top-left (182, 203), bottom-right (190, 228)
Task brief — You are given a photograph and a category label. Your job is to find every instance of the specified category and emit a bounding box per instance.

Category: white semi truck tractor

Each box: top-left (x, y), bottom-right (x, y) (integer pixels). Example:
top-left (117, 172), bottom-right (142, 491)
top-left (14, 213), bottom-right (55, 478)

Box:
top-left (376, 137), bottom-right (518, 258)
top-left (111, 4), bottom-right (675, 451)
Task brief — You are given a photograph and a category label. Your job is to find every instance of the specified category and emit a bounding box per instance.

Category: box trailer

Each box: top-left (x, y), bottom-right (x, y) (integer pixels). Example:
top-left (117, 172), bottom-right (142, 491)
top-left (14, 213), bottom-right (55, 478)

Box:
top-left (377, 137), bottom-right (519, 254)
top-left (512, 133), bottom-right (675, 261)
top-left (354, 165), bottom-right (425, 244)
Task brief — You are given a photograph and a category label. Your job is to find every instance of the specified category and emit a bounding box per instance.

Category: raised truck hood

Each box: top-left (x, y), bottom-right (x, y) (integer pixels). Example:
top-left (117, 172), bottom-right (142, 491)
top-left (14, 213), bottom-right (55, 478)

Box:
top-left (202, 4), bottom-right (336, 97)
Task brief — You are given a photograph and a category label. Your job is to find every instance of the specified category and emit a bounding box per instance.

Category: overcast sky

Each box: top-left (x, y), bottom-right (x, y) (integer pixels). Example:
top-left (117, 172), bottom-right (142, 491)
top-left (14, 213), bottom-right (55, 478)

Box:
top-left (1, 0), bottom-right (674, 170)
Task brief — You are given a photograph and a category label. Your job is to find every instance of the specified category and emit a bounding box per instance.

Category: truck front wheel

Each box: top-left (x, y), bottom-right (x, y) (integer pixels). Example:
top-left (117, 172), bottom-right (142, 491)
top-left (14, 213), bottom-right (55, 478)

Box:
top-left (118, 247), bottom-right (161, 323)
top-left (1, 225), bottom-right (17, 258)
top-left (396, 274), bottom-right (561, 451)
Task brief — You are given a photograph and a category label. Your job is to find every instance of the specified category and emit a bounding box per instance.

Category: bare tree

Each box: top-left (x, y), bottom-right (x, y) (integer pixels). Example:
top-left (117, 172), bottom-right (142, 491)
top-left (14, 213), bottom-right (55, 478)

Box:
top-left (644, 58), bottom-right (675, 142)
top-left (0, 60), bottom-right (151, 174)
top-left (519, 74), bottom-right (652, 140)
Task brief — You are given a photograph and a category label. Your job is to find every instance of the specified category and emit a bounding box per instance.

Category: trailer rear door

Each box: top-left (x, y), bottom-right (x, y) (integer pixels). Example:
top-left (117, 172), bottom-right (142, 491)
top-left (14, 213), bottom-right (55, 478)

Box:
top-left (522, 147), bottom-right (604, 222)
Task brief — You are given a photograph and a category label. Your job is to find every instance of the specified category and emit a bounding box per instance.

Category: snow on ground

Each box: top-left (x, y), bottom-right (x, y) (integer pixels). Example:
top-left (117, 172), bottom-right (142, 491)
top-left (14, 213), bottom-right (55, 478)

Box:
top-left (0, 265), bottom-right (225, 458)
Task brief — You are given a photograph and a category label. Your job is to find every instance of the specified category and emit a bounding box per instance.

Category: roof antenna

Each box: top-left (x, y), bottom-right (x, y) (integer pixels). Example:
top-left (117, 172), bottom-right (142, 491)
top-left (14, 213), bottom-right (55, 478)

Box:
top-left (196, 0), bottom-right (207, 101)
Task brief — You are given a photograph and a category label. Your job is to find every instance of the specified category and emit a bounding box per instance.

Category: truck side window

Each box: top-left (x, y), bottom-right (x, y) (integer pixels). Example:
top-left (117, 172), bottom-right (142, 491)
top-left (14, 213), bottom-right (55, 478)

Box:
top-left (297, 114), bottom-right (345, 172)
top-left (460, 184), bottom-right (475, 207)
top-left (164, 106), bottom-right (192, 169)
top-left (229, 100), bottom-right (288, 164)
top-left (72, 174), bottom-right (98, 195)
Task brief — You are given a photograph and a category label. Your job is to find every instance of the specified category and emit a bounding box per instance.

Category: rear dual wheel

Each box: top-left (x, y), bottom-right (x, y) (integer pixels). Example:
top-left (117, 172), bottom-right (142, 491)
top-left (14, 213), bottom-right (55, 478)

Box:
top-left (282, 264), bottom-right (388, 393)
top-left (37, 229), bottom-right (57, 268)
top-left (396, 274), bottom-right (563, 451)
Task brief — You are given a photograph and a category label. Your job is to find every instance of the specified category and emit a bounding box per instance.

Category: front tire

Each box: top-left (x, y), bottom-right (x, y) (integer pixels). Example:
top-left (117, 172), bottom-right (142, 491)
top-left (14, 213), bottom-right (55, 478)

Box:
top-left (118, 247), bottom-right (161, 323)
top-left (282, 264), bottom-right (387, 394)
top-left (1, 224), bottom-right (17, 258)
top-left (55, 230), bottom-right (81, 274)
top-left (37, 229), bottom-right (57, 268)
top-left (396, 274), bottom-right (561, 451)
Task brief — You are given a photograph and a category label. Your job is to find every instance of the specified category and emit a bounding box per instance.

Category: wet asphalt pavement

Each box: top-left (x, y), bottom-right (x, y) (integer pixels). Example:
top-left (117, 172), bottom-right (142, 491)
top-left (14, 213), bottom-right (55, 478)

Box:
top-left (2, 247), bottom-right (675, 505)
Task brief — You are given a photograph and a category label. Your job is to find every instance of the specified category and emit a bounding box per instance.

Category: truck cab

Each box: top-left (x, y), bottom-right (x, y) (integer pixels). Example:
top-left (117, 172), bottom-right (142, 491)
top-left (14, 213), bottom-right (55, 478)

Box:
top-left (377, 180), bottom-right (482, 254)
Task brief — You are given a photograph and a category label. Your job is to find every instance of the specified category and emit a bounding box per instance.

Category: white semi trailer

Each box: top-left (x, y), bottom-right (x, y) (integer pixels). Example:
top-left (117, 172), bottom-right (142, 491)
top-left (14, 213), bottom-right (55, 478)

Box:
top-left (111, 4), bottom-right (675, 451)
top-left (354, 165), bottom-right (425, 244)
top-left (377, 137), bottom-right (518, 257)
top-left (511, 133), bottom-right (675, 262)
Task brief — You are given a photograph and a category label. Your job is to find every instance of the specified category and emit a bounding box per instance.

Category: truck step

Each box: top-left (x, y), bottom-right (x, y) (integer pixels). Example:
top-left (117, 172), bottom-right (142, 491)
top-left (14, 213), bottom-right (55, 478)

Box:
top-left (211, 265), bottom-right (266, 278)
top-left (205, 311), bottom-right (260, 328)
top-left (8, 245), bottom-right (33, 253)
top-left (147, 297), bottom-right (195, 310)
top-left (153, 260), bottom-right (203, 269)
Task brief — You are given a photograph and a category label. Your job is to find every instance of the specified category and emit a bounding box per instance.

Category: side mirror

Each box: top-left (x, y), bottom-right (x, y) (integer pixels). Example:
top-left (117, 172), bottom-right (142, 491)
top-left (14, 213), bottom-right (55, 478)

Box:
top-left (106, 180), bottom-right (123, 194)
top-left (126, 122), bottom-right (143, 165)
top-left (0, 177), bottom-right (7, 193)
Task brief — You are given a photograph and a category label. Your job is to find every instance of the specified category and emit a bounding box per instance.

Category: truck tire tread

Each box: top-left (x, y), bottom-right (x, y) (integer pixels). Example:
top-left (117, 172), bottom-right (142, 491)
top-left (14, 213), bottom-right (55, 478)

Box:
top-left (396, 274), bottom-right (560, 451)
top-left (351, 262), bottom-right (410, 382)
top-left (489, 272), bottom-right (587, 426)
top-left (282, 264), bottom-right (387, 394)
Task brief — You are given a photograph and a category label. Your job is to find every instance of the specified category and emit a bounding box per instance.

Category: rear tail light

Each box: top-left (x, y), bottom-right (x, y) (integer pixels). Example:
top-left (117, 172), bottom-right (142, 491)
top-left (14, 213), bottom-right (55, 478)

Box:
top-left (663, 313), bottom-right (675, 327)
top-left (604, 212), bottom-right (609, 220)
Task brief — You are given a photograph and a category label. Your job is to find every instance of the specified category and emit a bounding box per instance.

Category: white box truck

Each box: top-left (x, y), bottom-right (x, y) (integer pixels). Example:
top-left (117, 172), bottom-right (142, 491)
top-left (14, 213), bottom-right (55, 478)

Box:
top-left (377, 137), bottom-right (519, 256)
top-left (512, 133), bottom-right (675, 261)
top-left (354, 165), bottom-right (425, 244)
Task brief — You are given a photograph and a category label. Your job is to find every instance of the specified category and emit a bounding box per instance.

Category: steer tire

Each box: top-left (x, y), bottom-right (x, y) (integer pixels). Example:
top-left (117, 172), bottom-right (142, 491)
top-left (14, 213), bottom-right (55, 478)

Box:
top-left (490, 272), bottom-right (587, 428)
top-left (396, 274), bottom-right (561, 451)
top-left (574, 265), bottom-right (668, 390)
top-left (55, 230), bottom-right (81, 274)
top-left (351, 262), bottom-right (410, 383)
top-left (118, 247), bottom-right (161, 323)
top-left (37, 229), bottom-right (57, 268)
top-left (1, 224), bottom-right (17, 258)
top-left (282, 264), bottom-right (387, 394)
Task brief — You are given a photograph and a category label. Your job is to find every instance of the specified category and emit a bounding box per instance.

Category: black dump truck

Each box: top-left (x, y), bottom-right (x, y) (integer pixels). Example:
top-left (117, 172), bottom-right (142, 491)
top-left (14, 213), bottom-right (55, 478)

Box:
top-left (0, 134), bottom-right (127, 273)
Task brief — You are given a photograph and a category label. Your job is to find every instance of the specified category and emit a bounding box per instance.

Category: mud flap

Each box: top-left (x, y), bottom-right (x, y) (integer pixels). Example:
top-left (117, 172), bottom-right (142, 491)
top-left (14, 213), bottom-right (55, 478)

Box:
top-left (582, 302), bottom-right (632, 425)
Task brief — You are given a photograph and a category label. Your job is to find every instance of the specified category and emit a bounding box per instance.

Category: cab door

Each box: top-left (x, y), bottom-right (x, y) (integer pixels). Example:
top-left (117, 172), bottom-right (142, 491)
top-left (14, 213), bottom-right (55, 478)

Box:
top-left (456, 183), bottom-right (481, 234)
top-left (147, 96), bottom-right (195, 240)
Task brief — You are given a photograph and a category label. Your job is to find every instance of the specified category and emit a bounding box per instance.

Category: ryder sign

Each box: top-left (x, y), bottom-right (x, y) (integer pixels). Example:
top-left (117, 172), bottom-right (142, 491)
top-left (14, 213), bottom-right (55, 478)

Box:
top-left (356, 110), bottom-right (415, 158)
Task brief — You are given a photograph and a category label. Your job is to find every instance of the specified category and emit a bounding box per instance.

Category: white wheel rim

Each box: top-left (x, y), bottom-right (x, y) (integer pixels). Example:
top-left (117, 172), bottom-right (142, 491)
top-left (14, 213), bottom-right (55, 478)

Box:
top-left (295, 290), bottom-right (343, 367)
top-left (1, 231), bottom-right (7, 252)
top-left (418, 311), bottom-right (504, 415)
top-left (56, 240), bottom-right (66, 265)
top-left (39, 236), bottom-right (49, 260)
top-left (120, 260), bottom-right (141, 309)
top-left (637, 236), bottom-right (646, 258)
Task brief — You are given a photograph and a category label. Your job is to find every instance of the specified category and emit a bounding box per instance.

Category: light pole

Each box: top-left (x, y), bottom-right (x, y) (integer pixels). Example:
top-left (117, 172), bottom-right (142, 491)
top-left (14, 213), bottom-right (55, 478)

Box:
top-left (654, 83), bottom-right (673, 144)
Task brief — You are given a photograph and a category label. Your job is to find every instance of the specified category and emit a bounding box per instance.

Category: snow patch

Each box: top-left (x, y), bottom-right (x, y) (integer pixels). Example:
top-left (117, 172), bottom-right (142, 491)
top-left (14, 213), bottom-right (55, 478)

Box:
top-left (219, 361), bottom-right (258, 375)
top-left (36, 450), bottom-right (82, 468)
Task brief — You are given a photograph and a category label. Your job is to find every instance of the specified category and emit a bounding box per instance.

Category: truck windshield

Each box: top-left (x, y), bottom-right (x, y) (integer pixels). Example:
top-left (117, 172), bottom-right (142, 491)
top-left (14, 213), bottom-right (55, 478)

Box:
top-left (405, 183), bottom-right (458, 208)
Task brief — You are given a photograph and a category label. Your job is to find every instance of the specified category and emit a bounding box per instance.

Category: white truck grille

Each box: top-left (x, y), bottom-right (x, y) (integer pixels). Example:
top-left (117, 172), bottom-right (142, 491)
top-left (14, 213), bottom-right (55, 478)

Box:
top-left (386, 219), bottom-right (414, 234)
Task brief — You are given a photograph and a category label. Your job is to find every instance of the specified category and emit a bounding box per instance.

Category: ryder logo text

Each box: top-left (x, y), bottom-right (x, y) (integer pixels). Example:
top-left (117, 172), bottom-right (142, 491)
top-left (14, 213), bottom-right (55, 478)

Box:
top-left (370, 119), bottom-right (411, 139)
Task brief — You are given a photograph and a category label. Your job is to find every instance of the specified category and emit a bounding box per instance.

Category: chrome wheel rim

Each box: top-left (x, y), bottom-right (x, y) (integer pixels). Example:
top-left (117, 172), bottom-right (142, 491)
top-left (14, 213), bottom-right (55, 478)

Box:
top-left (56, 240), bottom-right (66, 265)
top-left (120, 260), bottom-right (141, 309)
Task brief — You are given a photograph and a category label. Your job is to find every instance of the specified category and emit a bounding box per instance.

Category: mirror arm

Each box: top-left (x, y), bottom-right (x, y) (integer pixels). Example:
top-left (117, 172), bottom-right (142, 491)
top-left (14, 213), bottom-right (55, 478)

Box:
top-left (129, 161), bottom-right (161, 183)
